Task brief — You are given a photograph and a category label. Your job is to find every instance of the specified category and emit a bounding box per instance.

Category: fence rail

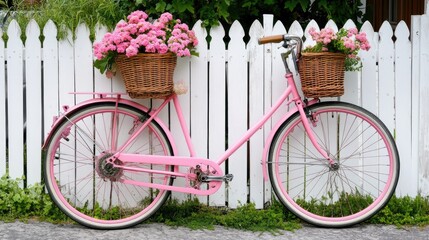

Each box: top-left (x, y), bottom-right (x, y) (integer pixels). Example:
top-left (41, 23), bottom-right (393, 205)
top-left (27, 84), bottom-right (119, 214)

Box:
top-left (1, 9), bottom-right (428, 208)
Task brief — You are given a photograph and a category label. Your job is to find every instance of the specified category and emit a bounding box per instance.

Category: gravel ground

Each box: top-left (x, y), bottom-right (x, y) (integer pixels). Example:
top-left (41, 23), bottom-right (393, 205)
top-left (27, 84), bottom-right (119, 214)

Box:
top-left (0, 221), bottom-right (429, 240)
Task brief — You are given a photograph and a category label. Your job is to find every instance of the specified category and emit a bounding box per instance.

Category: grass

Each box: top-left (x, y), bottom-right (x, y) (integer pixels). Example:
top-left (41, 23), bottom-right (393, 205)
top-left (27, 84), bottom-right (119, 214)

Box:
top-left (2, 176), bottom-right (429, 231)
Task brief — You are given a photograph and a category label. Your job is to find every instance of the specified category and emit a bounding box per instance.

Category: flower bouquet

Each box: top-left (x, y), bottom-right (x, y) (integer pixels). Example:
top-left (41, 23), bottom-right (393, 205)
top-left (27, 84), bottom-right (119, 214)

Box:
top-left (93, 10), bottom-right (198, 98)
top-left (299, 27), bottom-right (370, 98)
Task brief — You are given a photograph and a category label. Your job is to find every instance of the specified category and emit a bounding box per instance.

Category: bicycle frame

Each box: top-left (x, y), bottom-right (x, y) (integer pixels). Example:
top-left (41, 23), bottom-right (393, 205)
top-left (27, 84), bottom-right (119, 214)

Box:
top-left (102, 73), bottom-right (333, 196)
top-left (45, 38), bottom-right (334, 196)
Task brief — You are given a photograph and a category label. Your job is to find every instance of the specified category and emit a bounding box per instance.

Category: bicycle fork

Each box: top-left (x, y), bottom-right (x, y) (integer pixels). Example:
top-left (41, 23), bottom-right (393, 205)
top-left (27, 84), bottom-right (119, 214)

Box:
top-left (295, 99), bottom-right (338, 169)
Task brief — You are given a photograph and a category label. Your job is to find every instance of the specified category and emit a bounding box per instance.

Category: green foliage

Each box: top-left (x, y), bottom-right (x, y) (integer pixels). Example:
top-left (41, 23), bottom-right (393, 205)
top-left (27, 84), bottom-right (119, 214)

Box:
top-left (6, 0), bottom-right (366, 42)
top-left (0, 0), bottom-right (7, 8)
top-left (370, 195), bottom-right (429, 226)
top-left (152, 198), bottom-right (301, 232)
top-left (309, 0), bottom-right (365, 28)
top-left (4, 175), bottom-right (429, 230)
top-left (0, 175), bottom-right (68, 223)
top-left (11, 0), bottom-right (128, 40)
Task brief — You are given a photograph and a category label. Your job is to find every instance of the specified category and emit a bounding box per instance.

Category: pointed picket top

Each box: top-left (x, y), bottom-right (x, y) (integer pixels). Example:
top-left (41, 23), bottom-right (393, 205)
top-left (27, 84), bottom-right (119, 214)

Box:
top-left (304, 20), bottom-right (319, 48)
top-left (325, 19), bottom-right (338, 32)
top-left (379, 21), bottom-right (393, 39)
top-left (193, 20), bottom-right (208, 45)
top-left (210, 21), bottom-right (225, 41)
top-left (43, 20), bottom-right (57, 40)
top-left (342, 19), bottom-right (357, 30)
top-left (288, 20), bottom-right (303, 37)
top-left (272, 20), bottom-right (286, 35)
top-left (94, 23), bottom-right (108, 42)
top-left (210, 21), bottom-right (226, 59)
top-left (359, 21), bottom-right (376, 60)
top-left (249, 20), bottom-right (264, 43)
top-left (192, 20), bottom-right (208, 58)
top-left (229, 20), bottom-right (245, 46)
top-left (75, 23), bottom-right (91, 40)
top-left (25, 19), bottom-right (40, 42)
top-left (360, 21), bottom-right (375, 39)
top-left (7, 19), bottom-right (22, 43)
top-left (395, 20), bottom-right (410, 41)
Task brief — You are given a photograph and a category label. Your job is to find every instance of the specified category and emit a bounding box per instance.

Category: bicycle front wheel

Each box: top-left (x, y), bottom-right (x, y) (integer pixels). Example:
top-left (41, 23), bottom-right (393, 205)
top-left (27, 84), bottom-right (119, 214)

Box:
top-left (268, 102), bottom-right (399, 227)
top-left (43, 102), bottom-right (174, 229)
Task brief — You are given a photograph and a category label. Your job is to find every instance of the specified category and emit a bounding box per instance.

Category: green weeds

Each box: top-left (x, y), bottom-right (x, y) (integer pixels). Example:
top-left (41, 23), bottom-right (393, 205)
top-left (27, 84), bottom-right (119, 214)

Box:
top-left (1, 176), bottom-right (429, 231)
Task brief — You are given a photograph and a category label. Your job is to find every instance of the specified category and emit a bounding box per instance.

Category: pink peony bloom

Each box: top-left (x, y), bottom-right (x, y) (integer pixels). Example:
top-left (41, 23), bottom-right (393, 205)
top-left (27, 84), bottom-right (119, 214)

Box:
top-left (93, 10), bottom-right (198, 74)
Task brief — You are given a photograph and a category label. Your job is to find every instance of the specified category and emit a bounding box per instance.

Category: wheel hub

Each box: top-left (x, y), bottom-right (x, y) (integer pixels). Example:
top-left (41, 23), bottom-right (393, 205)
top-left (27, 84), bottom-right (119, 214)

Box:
top-left (330, 162), bottom-right (340, 171)
top-left (95, 153), bottom-right (123, 181)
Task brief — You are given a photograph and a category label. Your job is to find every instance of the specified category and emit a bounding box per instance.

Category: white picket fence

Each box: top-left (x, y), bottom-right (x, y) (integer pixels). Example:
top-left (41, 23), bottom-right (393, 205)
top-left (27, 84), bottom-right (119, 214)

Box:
top-left (1, 8), bottom-right (428, 208)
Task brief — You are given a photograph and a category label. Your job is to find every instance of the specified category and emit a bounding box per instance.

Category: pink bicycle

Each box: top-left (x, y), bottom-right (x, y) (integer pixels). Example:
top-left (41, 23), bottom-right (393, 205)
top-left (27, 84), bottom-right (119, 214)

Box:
top-left (42, 35), bottom-right (399, 229)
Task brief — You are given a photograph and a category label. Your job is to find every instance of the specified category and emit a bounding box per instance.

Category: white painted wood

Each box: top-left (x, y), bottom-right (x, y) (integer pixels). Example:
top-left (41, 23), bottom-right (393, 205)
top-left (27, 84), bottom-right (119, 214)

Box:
top-left (262, 14), bottom-right (276, 206)
top-left (418, 14), bottom-right (429, 195)
top-left (0, 28), bottom-right (5, 176)
top-left (74, 24), bottom-right (93, 103)
top-left (43, 20), bottom-right (59, 138)
top-left (378, 21), bottom-right (395, 135)
top-left (25, 19), bottom-right (42, 186)
top-left (343, 19), bottom-right (357, 30)
top-left (58, 29), bottom-right (74, 110)
top-left (190, 20), bottom-right (209, 204)
top-left (208, 22), bottom-right (226, 206)
top-left (325, 19), bottom-right (338, 32)
top-left (394, 21), bottom-right (414, 196)
top-left (360, 21), bottom-right (378, 116)
top-left (7, 20), bottom-right (25, 181)
top-left (227, 20), bottom-right (248, 208)
top-left (248, 20), bottom-right (264, 208)
top-left (94, 24), bottom-right (112, 93)
top-left (270, 21), bottom-right (288, 134)
top-left (303, 20), bottom-right (319, 48)
top-left (170, 56), bottom-right (191, 202)
top-left (411, 15), bottom-right (422, 198)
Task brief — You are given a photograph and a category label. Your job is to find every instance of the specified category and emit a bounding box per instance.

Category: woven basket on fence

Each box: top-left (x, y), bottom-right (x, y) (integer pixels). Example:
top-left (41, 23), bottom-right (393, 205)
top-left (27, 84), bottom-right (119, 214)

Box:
top-left (298, 52), bottom-right (346, 98)
top-left (116, 52), bottom-right (177, 99)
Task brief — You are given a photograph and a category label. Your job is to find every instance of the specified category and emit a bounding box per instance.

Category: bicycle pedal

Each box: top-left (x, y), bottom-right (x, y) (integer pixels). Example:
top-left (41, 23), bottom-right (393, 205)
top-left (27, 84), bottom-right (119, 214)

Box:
top-left (224, 174), bottom-right (234, 182)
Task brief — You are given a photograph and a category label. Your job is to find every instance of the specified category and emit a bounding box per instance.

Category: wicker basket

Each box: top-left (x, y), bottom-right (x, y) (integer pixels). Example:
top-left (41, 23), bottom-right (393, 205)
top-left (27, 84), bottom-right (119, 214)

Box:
top-left (298, 52), bottom-right (346, 98)
top-left (116, 53), bottom-right (177, 98)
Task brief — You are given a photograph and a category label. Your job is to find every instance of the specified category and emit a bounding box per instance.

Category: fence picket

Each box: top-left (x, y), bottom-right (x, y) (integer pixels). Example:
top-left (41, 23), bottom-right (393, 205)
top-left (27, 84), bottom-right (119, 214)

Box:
top-left (74, 24), bottom-right (93, 103)
top-left (227, 20), bottom-right (248, 208)
top-left (25, 20), bottom-right (42, 185)
top-left (43, 20), bottom-right (59, 136)
top-left (360, 21), bottom-right (378, 115)
top-left (0, 28), bottom-right (5, 176)
top-left (248, 20), bottom-right (265, 208)
top-left (58, 29), bottom-right (75, 109)
top-left (378, 21), bottom-right (395, 135)
top-left (418, 14), bottom-right (429, 195)
top-left (208, 22), bottom-right (227, 206)
top-left (394, 21), bottom-right (414, 196)
top-left (7, 20), bottom-right (24, 181)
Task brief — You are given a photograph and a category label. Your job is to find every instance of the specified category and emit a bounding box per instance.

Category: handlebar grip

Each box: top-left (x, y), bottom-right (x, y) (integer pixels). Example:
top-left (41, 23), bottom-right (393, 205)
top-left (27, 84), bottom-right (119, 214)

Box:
top-left (258, 35), bottom-right (284, 45)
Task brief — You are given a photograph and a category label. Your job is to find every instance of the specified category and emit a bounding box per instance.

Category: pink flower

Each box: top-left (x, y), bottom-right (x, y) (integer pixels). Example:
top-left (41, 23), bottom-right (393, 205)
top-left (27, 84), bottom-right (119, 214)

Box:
top-left (93, 10), bottom-right (198, 74)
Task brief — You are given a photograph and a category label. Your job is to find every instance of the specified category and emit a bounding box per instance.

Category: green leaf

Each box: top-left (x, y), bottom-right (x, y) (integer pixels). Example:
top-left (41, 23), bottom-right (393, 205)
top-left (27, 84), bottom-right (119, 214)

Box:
top-left (155, 1), bottom-right (167, 12)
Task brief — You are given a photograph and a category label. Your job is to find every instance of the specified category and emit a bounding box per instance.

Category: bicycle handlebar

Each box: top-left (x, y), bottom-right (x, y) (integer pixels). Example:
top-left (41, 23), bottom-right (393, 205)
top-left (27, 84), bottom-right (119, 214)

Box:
top-left (258, 34), bottom-right (302, 59)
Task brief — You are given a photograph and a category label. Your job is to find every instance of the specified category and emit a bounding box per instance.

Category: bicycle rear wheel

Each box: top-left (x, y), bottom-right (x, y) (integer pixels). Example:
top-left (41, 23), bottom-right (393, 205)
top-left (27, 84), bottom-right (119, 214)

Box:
top-left (268, 102), bottom-right (399, 227)
top-left (43, 102), bottom-right (174, 229)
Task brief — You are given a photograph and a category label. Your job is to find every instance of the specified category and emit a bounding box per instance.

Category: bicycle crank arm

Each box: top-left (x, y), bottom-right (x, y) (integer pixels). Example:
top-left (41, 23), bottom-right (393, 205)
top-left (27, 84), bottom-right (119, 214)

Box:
top-left (200, 174), bottom-right (234, 182)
